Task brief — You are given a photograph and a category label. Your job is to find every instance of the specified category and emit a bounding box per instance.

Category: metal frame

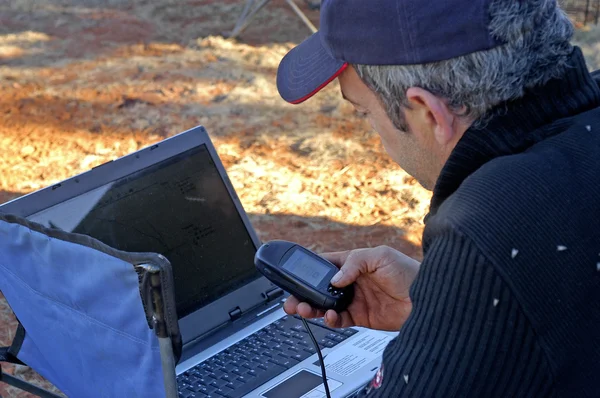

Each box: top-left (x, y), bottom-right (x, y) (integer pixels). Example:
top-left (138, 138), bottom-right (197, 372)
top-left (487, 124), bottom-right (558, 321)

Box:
top-left (0, 367), bottom-right (63, 398)
top-left (136, 263), bottom-right (179, 398)
top-left (229, 0), bottom-right (317, 39)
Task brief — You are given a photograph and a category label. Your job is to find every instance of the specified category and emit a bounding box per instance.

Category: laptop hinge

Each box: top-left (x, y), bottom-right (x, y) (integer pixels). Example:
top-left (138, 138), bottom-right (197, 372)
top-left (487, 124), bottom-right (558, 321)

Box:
top-left (228, 306), bottom-right (243, 321)
top-left (263, 287), bottom-right (284, 301)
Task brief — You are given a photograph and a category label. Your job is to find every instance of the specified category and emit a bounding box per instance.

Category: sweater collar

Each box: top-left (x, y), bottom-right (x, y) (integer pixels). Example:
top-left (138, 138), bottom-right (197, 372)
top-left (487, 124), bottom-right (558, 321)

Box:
top-left (426, 46), bottom-right (600, 222)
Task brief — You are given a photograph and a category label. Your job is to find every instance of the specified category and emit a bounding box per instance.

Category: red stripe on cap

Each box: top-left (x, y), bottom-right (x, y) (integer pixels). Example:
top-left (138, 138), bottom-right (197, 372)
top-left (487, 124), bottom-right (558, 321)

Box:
top-left (289, 63), bottom-right (349, 104)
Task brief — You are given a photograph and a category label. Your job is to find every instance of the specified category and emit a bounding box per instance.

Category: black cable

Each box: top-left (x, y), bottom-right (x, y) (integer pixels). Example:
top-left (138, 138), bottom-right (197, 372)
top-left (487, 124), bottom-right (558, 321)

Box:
top-left (302, 318), bottom-right (332, 398)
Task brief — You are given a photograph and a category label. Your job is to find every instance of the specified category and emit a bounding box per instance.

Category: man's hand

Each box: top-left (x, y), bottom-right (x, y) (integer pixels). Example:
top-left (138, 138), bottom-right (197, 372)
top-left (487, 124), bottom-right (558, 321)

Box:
top-left (283, 245), bottom-right (420, 331)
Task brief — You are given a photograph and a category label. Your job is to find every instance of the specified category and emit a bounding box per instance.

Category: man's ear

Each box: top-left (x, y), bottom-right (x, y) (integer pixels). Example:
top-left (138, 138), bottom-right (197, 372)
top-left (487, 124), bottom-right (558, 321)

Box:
top-left (405, 87), bottom-right (455, 145)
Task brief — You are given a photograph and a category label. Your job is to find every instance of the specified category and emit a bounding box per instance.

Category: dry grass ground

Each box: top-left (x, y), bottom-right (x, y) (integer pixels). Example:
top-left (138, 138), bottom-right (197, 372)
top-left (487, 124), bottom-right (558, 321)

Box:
top-left (1, 1), bottom-right (600, 396)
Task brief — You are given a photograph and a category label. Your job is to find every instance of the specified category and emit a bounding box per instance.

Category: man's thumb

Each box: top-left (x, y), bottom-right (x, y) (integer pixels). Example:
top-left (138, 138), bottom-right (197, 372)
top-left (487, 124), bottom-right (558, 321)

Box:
top-left (330, 270), bottom-right (344, 285)
top-left (330, 261), bottom-right (363, 287)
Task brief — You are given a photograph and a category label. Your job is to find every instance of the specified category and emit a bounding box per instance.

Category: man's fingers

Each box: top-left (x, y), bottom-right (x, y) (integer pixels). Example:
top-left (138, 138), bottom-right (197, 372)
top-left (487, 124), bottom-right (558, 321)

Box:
top-left (297, 302), bottom-right (325, 319)
top-left (286, 297), bottom-right (354, 328)
top-left (284, 297), bottom-right (325, 318)
top-left (324, 310), bottom-right (340, 328)
top-left (324, 310), bottom-right (354, 329)
top-left (283, 295), bottom-right (301, 315)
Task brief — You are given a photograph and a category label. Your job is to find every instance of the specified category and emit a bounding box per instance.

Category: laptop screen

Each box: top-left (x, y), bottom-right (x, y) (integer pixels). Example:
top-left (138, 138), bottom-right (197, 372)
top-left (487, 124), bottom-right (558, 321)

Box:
top-left (26, 144), bottom-right (260, 318)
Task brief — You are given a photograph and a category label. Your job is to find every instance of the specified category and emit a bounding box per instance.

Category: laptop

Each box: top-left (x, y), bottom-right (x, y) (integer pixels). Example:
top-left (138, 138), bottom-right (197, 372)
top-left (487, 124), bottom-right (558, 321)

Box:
top-left (0, 126), bottom-right (397, 398)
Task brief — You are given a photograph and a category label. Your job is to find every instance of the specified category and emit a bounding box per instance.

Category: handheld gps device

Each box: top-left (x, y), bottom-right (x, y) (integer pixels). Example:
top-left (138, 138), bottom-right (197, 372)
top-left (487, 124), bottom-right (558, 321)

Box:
top-left (254, 240), bottom-right (354, 312)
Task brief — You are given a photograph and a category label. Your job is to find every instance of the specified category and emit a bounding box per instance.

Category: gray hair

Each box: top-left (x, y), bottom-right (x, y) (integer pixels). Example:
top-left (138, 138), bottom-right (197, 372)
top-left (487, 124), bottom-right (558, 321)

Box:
top-left (354, 0), bottom-right (575, 131)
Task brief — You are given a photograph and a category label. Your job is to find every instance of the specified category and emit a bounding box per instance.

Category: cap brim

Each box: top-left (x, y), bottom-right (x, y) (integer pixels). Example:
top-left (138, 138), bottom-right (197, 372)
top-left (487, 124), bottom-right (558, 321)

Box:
top-left (277, 32), bottom-right (348, 104)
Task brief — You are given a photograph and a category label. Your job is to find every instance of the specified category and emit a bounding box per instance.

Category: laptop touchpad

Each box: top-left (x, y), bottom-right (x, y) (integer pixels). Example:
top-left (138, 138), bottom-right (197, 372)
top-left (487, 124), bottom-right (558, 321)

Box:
top-left (262, 370), bottom-right (326, 398)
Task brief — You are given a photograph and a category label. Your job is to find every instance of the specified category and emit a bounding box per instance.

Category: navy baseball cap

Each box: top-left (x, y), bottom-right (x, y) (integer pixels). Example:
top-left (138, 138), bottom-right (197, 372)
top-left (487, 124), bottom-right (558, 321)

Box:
top-left (277, 0), bottom-right (505, 104)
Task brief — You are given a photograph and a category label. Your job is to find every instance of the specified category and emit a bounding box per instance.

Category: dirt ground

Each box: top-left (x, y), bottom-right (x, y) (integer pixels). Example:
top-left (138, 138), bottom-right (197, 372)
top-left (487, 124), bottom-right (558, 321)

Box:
top-left (1, 1), bottom-right (599, 396)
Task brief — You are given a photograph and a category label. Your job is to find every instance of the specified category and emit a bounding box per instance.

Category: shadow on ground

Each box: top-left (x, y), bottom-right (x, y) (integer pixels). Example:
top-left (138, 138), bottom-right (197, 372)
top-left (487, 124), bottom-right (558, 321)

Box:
top-left (250, 212), bottom-right (422, 260)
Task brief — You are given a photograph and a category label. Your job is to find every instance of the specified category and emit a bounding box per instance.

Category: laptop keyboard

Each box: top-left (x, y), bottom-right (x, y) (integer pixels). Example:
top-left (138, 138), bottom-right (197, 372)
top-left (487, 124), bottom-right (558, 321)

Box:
top-left (177, 315), bottom-right (358, 398)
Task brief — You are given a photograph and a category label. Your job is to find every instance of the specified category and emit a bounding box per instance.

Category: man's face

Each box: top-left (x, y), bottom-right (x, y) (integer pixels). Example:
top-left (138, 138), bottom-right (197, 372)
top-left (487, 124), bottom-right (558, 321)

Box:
top-left (338, 67), bottom-right (444, 190)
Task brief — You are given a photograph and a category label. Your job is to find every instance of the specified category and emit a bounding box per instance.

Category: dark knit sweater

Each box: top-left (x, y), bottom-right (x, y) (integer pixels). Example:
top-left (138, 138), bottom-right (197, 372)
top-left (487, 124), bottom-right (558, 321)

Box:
top-left (362, 47), bottom-right (600, 397)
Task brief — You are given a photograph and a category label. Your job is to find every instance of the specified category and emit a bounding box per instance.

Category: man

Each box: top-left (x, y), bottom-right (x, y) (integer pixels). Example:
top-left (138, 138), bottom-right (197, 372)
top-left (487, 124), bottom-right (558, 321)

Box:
top-left (276, 0), bottom-right (600, 396)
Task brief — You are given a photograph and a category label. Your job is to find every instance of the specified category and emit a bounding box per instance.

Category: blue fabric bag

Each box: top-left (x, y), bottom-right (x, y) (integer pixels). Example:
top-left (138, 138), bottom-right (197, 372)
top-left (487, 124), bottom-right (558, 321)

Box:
top-left (0, 214), bottom-right (181, 397)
